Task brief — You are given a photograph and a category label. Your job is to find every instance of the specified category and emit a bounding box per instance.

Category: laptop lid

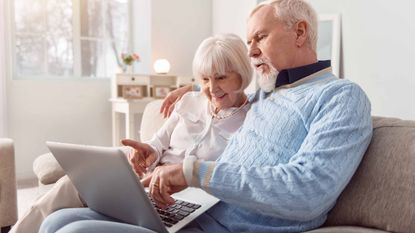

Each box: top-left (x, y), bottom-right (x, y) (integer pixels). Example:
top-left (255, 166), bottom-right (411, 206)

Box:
top-left (46, 141), bottom-right (219, 233)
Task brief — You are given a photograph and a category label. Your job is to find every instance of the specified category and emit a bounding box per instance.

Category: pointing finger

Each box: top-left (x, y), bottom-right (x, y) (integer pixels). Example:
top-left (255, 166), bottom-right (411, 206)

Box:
top-left (121, 139), bottom-right (145, 151)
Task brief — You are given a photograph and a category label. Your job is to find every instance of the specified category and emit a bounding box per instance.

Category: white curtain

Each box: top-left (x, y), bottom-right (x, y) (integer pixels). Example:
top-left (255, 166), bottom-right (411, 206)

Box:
top-left (0, 0), bottom-right (8, 137)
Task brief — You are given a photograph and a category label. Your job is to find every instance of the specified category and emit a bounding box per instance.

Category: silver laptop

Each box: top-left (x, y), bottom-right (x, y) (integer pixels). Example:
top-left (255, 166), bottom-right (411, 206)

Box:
top-left (46, 141), bottom-right (219, 233)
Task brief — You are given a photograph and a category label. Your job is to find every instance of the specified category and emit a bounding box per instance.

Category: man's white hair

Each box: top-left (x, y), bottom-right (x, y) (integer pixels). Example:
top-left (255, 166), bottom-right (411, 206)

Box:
top-left (250, 0), bottom-right (318, 51)
top-left (192, 34), bottom-right (253, 92)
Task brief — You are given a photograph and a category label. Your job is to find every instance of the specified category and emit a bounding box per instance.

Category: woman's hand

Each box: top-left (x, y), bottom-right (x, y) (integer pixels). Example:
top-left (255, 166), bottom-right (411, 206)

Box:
top-left (141, 163), bottom-right (188, 208)
top-left (121, 139), bottom-right (157, 177)
top-left (160, 84), bottom-right (193, 118)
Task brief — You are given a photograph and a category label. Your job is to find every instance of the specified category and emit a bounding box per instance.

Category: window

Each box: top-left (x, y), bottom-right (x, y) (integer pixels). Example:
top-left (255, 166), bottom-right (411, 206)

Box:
top-left (12, 0), bottom-right (130, 79)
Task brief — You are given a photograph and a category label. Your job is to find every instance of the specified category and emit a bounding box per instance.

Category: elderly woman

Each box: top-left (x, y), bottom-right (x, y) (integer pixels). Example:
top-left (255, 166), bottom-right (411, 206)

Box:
top-left (124, 34), bottom-right (252, 180)
top-left (11, 33), bottom-right (253, 233)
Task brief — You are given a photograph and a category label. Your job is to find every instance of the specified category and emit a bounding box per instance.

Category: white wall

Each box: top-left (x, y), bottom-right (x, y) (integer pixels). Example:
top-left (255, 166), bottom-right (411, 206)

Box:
top-left (308, 0), bottom-right (415, 120)
top-left (0, 0), bottom-right (7, 137)
top-left (212, 0), bottom-right (256, 40)
top-left (8, 80), bottom-right (112, 179)
top-left (151, 0), bottom-right (212, 76)
top-left (132, 0), bottom-right (152, 74)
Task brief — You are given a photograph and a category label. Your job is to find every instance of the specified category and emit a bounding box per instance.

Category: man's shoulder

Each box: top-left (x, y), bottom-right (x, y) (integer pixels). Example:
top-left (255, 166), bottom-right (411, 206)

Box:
top-left (321, 78), bottom-right (367, 98)
top-left (275, 76), bottom-right (369, 109)
top-left (294, 74), bottom-right (367, 100)
top-left (313, 78), bottom-right (371, 114)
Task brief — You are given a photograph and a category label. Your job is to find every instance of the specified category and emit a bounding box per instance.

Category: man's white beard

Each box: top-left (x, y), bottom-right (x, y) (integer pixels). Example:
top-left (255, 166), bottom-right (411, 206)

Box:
top-left (252, 58), bottom-right (279, 92)
top-left (258, 66), bottom-right (279, 92)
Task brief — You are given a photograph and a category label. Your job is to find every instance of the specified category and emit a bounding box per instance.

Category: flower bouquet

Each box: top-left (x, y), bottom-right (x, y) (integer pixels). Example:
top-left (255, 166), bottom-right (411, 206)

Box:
top-left (121, 53), bottom-right (140, 66)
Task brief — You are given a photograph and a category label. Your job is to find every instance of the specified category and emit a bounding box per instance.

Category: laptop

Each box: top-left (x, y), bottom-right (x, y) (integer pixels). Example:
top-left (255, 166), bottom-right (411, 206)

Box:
top-left (46, 141), bottom-right (219, 233)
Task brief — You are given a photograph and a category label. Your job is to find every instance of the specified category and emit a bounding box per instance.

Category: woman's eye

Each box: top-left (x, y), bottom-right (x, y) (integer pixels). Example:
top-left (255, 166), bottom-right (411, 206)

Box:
top-left (216, 76), bottom-right (226, 80)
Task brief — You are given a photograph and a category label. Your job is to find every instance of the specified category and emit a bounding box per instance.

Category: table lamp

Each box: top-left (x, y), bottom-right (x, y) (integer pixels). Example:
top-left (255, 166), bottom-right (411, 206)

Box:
top-left (153, 59), bottom-right (171, 74)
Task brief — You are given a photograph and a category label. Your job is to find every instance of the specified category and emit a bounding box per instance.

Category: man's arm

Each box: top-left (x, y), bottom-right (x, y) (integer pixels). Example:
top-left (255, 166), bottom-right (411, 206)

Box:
top-left (187, 84), bottom-right (372, 221)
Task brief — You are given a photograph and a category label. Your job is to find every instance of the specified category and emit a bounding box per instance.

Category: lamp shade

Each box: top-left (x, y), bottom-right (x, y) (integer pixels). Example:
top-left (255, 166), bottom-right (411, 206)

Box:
top-left (153, 59), bottom-right (171, 74)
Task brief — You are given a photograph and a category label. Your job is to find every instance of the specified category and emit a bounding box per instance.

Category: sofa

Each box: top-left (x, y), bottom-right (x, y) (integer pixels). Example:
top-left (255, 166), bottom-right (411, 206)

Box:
top-left (0, 138), bottom-right (18, 233)
top-left (32, 100), bottom-right (415, 233)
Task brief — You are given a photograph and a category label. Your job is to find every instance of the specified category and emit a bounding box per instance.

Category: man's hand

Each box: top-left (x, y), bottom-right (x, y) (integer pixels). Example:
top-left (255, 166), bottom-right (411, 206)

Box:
top-left (160, 84), bottom-right (192, 118)
top-left (121, 139), bottom-right (157, 177)
top-left (141, 163), bottom-right (188, 208)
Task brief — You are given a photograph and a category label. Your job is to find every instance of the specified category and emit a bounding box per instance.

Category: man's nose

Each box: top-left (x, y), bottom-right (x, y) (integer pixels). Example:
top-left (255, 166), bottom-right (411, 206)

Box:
top-left (248, 42), bottom-right (260, 58)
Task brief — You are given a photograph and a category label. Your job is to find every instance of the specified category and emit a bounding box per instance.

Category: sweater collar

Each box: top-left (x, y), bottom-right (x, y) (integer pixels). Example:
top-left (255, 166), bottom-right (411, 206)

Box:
top-left (275, 60), bottom-right (331, 88)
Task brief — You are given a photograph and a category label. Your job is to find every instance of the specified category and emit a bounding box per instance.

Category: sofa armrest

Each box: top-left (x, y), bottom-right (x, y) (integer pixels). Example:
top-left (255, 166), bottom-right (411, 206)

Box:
top-left (324, 117), bottom-right (415, 233)
top-left (33, 152), bottom-right (65, 185)
top-left (0, 138), bottom-right (18, 228)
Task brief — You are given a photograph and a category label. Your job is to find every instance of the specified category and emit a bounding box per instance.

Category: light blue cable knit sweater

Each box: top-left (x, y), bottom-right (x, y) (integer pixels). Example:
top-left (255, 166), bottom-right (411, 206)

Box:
top-left (190, 68), bottom-right (373, 233)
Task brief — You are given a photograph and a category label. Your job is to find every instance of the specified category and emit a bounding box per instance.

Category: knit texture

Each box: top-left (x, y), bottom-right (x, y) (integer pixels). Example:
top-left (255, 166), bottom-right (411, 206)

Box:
top-left (194, 69), bottom-right (373, 233)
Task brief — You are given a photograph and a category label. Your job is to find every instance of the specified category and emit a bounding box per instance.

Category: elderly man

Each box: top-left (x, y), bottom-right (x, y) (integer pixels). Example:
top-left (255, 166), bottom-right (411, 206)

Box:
top-left (38, 0), bottom-right (372, 232)
top-left (149, 0), bottom-right (372, 231)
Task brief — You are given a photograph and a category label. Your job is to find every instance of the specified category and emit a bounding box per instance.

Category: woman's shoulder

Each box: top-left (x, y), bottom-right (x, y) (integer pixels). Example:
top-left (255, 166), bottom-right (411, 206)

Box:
top-left (178, 91), bottom-right (206, 106)
top-left (174, 91), bottom-right (208, 117)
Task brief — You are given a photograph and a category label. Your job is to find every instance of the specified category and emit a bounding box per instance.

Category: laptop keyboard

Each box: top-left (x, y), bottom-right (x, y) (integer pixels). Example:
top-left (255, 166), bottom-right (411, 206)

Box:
top-left (148, 194), bottom-right (201, 228)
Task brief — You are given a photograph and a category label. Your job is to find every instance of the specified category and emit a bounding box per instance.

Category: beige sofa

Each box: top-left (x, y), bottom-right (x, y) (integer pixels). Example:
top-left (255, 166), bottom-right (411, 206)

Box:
top-left (0, 138), bottom-right (18, 233)
top-left (33, 100), bottom-right (415, 233)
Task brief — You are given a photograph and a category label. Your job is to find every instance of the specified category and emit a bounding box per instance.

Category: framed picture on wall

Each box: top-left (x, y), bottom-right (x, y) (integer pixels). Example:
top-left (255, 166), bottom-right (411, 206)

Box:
top-left (317, 14), bottom-right (341, 78)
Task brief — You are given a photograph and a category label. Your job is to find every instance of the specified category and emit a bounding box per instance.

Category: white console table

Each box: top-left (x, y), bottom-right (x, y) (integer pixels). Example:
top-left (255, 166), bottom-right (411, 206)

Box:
top-left (110, 97), bottom-right (155, 146)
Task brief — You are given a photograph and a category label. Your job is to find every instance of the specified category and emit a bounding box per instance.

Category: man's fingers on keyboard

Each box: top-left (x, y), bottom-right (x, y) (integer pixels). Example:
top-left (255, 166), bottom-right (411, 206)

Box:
top-left (160, 179), bottom-right (175, 205)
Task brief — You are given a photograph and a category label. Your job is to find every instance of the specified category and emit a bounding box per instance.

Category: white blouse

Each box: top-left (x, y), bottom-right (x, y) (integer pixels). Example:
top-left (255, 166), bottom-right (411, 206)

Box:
top-left (147, 91), bottom-right (250, 165)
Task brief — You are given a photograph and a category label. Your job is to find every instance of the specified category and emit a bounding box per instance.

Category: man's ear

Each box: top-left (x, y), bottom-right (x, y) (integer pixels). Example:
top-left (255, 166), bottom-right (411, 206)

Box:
top-left (295, 21), bottom-right (308, 47)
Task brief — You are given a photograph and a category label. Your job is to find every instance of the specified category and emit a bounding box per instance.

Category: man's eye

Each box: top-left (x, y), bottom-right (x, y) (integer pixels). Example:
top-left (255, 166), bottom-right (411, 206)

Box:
top-left (258, 34), bottom-right (266, 41)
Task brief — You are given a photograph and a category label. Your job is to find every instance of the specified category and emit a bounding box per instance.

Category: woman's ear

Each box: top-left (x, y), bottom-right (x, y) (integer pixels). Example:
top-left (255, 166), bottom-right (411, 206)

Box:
top-left (295, 21), bottom-right (308, 47)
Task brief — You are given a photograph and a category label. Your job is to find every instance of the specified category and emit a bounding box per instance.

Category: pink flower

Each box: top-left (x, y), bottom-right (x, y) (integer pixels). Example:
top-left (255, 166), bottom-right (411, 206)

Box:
top-left (121, 52), bottom-right (140, 66)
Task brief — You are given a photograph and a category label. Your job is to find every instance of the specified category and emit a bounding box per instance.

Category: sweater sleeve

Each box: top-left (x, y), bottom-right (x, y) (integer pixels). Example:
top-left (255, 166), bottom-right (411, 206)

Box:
top-left (189, 84), bottom-right (373, 221)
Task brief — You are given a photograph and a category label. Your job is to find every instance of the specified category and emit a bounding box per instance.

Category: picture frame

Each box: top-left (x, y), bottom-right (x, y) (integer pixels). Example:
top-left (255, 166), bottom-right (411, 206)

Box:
top-left (151, 86), bottom-right (174, 98)
top-left (122, 85), bottom-right (146, 99)
top-left (317, 14), bottom-right (341, 78)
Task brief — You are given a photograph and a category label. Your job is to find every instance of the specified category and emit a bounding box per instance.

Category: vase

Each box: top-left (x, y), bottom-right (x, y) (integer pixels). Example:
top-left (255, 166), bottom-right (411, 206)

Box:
top-left (125, 65), bottom-right (133, 74)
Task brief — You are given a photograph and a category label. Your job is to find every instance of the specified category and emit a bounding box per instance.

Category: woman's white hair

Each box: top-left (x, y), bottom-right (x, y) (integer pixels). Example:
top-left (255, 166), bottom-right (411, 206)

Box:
top-left (192, 33), bottom-right (253, 92)
top-left (250, 0), bottom-right (318, 51)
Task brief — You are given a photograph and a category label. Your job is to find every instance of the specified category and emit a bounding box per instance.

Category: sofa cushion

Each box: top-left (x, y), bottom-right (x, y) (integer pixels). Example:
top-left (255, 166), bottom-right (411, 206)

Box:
top-left (140, 99), bottom-right (166, 142)
top-left (33, 152), bottom-right (65, 185)
top-left (325, 117), bottom-right (415, 233)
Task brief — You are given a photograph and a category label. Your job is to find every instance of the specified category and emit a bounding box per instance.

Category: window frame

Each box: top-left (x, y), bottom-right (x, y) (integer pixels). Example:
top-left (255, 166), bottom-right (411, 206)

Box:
top-left (9, 0), bottom-right (133, 80)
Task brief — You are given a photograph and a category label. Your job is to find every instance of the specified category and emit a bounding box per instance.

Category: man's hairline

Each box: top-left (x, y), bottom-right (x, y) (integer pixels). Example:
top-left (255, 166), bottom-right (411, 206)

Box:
top-left (248, 1), bottom-right (317, 51)
top-left (248, 4), bottom-right (291, 32)
top-left (249, 3), bottom-right (282, 22)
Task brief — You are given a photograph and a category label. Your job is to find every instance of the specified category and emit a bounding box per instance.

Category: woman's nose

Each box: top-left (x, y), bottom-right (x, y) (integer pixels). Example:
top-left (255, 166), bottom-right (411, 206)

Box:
top-left (209, 79), bottom-right (219, 92)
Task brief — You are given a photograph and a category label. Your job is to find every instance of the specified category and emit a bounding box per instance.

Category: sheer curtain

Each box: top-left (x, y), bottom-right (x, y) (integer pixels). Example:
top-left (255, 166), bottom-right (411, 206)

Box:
top-left (0, 0), bottom-right (8, 137)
